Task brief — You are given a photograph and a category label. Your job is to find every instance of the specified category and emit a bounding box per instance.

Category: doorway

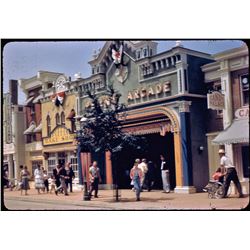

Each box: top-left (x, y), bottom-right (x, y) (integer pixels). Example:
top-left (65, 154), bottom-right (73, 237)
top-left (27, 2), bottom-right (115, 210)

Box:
top-left (115, 132), bottom-right (176, 189)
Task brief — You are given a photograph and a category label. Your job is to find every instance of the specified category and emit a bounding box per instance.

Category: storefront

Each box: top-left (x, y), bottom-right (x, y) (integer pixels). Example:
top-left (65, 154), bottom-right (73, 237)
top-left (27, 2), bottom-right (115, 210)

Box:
top-left (75, 40), bottom-right (214, 192)
top-left (202, 45), bottom-right (249, 194)
top-left (40, 74), bottom-right (78, 181)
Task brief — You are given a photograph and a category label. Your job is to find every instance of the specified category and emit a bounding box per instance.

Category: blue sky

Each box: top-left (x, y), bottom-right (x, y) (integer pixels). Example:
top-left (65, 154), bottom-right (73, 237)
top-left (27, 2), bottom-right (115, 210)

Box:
top-left (3, 40), bottom-right (245, 104)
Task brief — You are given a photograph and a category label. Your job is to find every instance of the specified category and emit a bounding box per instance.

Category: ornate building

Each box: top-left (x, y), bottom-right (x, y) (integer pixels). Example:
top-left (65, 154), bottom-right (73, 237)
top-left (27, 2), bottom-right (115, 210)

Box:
top-left (3, 80), bottom-right (25, 180)
top-left (73, 40), bottom-right (214, 193)
top-left (202, 45), bottom-right (249, 194)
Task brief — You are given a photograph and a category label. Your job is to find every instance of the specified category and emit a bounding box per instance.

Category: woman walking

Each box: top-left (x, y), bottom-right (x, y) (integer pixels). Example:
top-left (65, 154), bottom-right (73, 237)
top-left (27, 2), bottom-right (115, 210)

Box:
top-left (34, 165), bottom-right (45, 194)
top-left (20, 166), bottom-right (30, 195)
top-left (130, 160), bottom-right (143, 201)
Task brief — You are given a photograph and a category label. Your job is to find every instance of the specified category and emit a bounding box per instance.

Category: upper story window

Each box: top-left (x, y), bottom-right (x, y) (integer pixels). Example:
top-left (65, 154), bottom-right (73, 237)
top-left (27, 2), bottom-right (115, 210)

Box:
top-left (55, 113), bottom-right (60, 125)
top-left (143, 48), bottom-right (147, 57)
top-left (240, 74), bottom-right (249, 106)
top-left (137, 51), bottom-right (141, 59)
top-left (61, 111), bottom-right (65, 125)
top-left (46, 115), bottom-right (51, 136)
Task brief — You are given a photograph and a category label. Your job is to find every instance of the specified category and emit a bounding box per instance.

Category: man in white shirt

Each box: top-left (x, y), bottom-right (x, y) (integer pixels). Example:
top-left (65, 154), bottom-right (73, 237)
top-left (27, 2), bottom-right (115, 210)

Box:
top-left (160, 155), bottom-right (170, 193)
top-left (218, 149), bottom-right (243, 198)
top-left (138, 158), bottom-right (148, 190)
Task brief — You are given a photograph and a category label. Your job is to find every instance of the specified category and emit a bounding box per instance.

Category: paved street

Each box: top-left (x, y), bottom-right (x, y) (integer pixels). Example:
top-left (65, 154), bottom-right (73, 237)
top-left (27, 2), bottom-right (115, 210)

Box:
top-left (3, 188), bottom-right (249, 210)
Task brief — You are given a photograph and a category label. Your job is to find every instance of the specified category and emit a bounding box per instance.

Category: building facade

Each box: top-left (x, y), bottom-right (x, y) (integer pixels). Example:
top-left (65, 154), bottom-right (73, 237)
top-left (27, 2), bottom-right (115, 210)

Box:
top-left (3, 80), bottom-right (25, 180)
top-left (73, 41), bottom-right (214, 193)
top-left (40, 73), bottom-right (78, 179)
top-left (202, 45), bottom-right (249, 194)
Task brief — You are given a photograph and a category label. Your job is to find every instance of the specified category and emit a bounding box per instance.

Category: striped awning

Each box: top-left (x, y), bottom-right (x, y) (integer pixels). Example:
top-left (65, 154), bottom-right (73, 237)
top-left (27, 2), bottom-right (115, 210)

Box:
top-left (23, 123), bottom-right (36, 135)
top-left (24, 96), bottom-right (34, 106)
top-left (212, 118), bottom-right (249, 145)
top-left (33, 123), bottom-right (42, 132)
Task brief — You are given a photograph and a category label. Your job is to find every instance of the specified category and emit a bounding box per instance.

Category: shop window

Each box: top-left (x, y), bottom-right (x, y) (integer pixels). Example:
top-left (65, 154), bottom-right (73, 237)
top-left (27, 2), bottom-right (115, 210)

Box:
top-left (242, 146), bottom-right (249, 178)
top-left (240, 74), bottom-right (249, 106)
top-left (31, 160), bottom-right (43, 179)
top-left (61, 111), bottom-right (65, 125)
top-left (47, 153), bottom-right (56, 177)
top-left (46, 115), bottom-right (51, 136)
top-left (70, 152), bottom-right (78, 179)
top-left (55, 113), bottom-right (60, 125)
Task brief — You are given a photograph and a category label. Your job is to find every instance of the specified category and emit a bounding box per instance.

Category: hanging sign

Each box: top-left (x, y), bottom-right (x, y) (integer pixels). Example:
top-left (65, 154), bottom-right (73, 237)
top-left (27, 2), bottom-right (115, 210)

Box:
top-left (207, 91), bottom-right (225, 110)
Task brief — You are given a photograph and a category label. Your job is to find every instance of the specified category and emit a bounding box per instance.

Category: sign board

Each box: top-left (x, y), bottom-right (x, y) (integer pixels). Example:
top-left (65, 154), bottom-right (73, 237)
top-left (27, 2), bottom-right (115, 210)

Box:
top-left (235, 107), bottom-right (249, 119)
top-left (207, 91), bottom-right (225, 110)
top-left (4, 143), bottom-right (15, 154)
top-left (43, 127), bottom-right (75, 145)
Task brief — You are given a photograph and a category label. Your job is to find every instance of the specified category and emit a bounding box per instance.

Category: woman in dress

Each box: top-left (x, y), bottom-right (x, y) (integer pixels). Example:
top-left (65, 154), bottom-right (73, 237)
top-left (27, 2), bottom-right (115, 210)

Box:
top-left (34, 165), bottom-right (45, 194)
top-left (130, 161), bottom-right (143, 201)
top-left (20, 166), bottom-right (30, 195)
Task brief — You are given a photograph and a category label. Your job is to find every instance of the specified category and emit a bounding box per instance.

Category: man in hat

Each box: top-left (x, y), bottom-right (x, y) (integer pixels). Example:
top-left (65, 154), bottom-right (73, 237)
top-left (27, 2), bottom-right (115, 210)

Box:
top-left (218, 149), bottom-right (244, 198)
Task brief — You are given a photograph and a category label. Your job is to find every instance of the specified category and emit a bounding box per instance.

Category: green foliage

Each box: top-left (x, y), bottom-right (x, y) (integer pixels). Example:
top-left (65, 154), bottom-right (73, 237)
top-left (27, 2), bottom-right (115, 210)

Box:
top-left (76, 85), bottom-right (143, 157)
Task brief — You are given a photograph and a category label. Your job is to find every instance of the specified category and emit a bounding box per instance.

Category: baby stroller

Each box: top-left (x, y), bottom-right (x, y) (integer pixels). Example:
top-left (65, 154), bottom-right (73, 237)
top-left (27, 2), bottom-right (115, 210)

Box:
top-left (203, 167), bottom-right (225, 199)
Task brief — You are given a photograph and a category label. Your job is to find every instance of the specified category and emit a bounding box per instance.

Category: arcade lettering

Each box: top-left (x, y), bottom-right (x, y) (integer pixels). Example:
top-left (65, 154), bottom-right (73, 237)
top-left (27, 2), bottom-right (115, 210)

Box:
top-left (127, 82), bottom-right (171, 101)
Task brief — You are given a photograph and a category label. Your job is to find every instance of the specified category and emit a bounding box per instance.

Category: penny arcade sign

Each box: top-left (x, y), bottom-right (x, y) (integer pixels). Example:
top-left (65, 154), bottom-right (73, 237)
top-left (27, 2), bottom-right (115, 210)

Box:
top-left (127, 81), bottom-right (171, 101)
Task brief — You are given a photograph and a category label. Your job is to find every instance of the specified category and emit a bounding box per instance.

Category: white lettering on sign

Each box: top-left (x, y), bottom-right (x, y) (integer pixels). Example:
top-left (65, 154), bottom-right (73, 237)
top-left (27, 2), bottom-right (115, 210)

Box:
top-left (127, 81), bottom-right (171, 101)
top-left (207, 91), bottom-right (225, 110)
top-left (235, 107), bottom-right (249, 119)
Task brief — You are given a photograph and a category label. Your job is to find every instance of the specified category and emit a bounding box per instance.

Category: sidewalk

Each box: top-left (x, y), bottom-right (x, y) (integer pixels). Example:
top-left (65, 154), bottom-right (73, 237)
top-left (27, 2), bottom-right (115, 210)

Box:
top-left (3, 188), bottom-right (249, 210)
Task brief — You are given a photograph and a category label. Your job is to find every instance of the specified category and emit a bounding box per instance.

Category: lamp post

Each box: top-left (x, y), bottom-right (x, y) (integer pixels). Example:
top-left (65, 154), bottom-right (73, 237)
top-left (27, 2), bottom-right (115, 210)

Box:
top-left (75, 115), bottom-right (91, 201)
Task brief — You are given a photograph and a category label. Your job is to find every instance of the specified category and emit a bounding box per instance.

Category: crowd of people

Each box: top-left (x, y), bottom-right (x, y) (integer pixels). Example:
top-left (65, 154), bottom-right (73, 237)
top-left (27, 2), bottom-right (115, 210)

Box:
top-left (129, 155), bottom-right (170, 201)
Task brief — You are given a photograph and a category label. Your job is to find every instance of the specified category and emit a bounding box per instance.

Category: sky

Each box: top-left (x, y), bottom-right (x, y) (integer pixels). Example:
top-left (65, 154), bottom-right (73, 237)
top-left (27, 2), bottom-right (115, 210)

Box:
top-left (2, 40), bottom-right (245, 104)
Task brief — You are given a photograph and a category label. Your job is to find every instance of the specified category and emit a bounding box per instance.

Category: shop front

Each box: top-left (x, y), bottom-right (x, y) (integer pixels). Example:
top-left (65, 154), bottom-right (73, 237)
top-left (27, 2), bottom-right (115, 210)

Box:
top-left (76, 40), bottom-right (213, 193)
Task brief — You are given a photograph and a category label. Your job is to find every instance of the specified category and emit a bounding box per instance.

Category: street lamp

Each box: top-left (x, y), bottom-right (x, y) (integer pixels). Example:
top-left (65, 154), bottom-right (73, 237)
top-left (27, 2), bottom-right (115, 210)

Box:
top-left (75, 115), bottom-right (91, 201)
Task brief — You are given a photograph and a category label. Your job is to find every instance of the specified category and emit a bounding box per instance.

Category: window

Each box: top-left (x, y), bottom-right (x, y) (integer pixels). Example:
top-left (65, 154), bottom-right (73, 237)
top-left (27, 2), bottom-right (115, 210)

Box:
top-left (69, 152), bottom-right (78, 179)
top-left (143, 48), bottom-right (147, 57)
top-left (61, 111), bottom-right (65, 125)
top-left (137, 51), bottom-right (141, 59)
top-left (32, 160), bottom-right (43, 179)
top-left (55, 113), bottom-right (60, 125)
top-left (47, 153), bottom-right (56, 177)
top-left (46, 115), bottom-right (51, 136)
top-left (18, 107), bottom-right (23, 112)
top-left (240, 74), bottom-right (249, 106)
top-left (71, 120), bottom-right (76, 132)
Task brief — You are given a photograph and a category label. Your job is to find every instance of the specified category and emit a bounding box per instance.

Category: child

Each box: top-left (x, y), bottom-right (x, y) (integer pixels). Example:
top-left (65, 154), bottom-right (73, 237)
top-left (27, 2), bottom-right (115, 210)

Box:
top-left (49, 175), bottom-right (56, 194)
top-left (212, 167), bottom-right (224, 183)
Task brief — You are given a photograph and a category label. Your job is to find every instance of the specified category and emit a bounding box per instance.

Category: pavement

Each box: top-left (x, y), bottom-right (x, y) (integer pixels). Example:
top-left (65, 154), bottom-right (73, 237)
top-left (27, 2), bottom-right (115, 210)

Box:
top-left (2, 188), bottom-right (249, 210)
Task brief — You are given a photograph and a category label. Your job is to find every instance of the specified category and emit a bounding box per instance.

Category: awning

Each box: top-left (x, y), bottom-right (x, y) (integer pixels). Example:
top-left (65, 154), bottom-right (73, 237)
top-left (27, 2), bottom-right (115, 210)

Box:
top-left (23, 123), bottom-right (36, 135)
top-left (24, 96), bottom-right (34, 106)
top-left (212, 118), bottom-right (249, 145)
top-left (33, 123), bottom-right (42, 132)
top-left (32, 94), bottom-right (42, 103)
top-left (67, 110), bottom-right (76, 119)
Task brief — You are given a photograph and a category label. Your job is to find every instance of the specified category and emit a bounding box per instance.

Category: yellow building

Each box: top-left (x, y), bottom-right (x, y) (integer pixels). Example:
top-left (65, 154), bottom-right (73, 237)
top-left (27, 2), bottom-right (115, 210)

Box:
top-left (40, 74), bottom-right (78, 179)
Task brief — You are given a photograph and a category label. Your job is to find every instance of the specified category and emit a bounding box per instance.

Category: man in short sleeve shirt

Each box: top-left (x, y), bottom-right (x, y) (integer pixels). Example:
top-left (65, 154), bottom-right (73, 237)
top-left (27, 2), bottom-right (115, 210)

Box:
top-left (219, 149), bottom-right (243, 198)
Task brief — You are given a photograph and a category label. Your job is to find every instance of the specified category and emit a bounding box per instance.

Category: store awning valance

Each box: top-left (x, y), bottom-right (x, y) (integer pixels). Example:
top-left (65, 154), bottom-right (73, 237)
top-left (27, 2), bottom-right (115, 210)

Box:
top-left (23, 123), bottom-right (36, 135)
top-left (212, 118), bottom-right (249, 145)
top-left (32, 94), bottom-right (42, 104)
top-left (67, 110), bottom-right (76, 119)
top-left (33, 123), bottom-right (42, 132)
top-left (24, 96), bottom-right (34, 106)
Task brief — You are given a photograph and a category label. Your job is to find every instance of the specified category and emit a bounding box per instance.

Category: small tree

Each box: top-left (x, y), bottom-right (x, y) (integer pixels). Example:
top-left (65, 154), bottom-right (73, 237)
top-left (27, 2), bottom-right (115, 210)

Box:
top-left (76, 85), bottom-right (144, 200)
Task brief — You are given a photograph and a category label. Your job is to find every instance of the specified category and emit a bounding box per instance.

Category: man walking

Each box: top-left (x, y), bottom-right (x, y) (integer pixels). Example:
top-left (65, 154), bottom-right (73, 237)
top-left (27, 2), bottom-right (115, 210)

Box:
top-left (160, 155), bottom-right (170, 193)
top-left (55, 164), bottom-right (68, 196)
top-left (89, 161), bottom-right (102, 198)
top-left (138, 158), bottom-right (148, 191)
top-left (65, 162), bottom-right (75, 193)
top-left (218, 149), bottom-right (244, 198)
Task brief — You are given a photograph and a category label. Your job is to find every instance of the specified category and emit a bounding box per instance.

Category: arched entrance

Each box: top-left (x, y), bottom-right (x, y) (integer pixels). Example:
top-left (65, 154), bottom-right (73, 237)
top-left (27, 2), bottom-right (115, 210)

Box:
top-left (114, 105), bottom-right (183, 189)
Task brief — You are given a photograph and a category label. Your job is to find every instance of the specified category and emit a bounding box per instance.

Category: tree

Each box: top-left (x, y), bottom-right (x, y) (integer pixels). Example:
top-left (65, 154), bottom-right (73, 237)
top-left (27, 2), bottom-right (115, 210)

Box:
top-left (76, 85), bottom-right (145, 200)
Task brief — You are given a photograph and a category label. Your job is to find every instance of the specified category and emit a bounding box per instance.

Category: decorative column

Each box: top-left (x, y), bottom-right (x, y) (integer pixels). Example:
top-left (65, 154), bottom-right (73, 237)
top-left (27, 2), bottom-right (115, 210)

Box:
top-left (105, 151), bottom-right (113, 187)
top-left (220, 65), bottom-right (234, 161)
top-left (175, 101), bottom-right (196, 193)
top-left (175, 54), bottom-right (188, 94)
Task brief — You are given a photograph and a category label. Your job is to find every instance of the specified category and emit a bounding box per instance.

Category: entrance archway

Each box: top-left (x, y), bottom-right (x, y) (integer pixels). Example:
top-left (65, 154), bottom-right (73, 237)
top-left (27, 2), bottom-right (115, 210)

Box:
top-left (123, 105), bottom-right (183, 189)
